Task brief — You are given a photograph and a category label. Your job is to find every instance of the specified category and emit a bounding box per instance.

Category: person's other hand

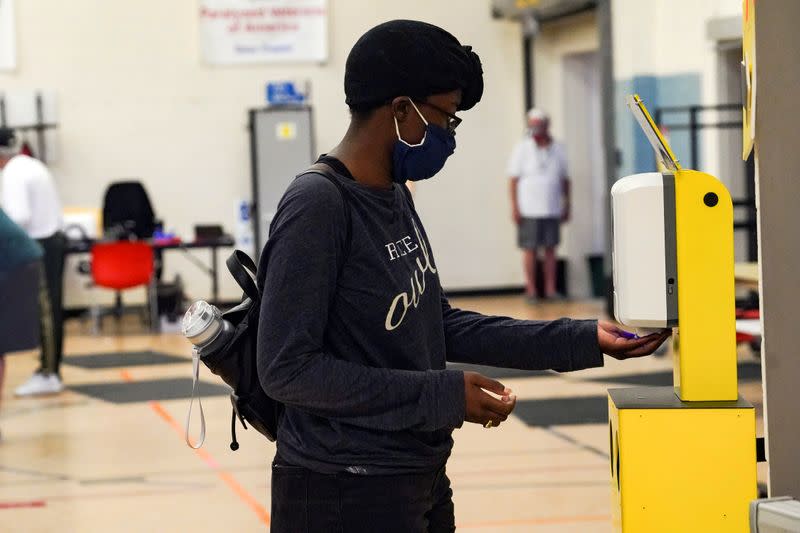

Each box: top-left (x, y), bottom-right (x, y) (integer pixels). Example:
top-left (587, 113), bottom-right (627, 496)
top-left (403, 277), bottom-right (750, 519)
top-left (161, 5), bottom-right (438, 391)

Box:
top-left (512, 209), bottom-right (522, 225)
top-left (463, 371), bottom-right (517, 428)
top-left (597, 320), bottom-right (671, 360)
top-left (561, 205), bottom-right (571, 223)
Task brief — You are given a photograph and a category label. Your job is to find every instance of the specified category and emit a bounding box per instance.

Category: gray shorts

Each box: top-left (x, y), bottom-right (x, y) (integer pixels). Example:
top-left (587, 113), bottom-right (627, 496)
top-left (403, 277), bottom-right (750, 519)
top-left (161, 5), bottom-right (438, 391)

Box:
top-left (518, 217), bottom-right (560, 249)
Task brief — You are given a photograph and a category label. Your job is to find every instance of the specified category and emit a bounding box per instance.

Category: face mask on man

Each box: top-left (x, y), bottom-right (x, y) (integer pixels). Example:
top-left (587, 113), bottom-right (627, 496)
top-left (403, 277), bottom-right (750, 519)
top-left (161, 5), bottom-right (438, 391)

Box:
top-left (392, 100), bottom-right (456, 184)
top-left (529, 120), bottom-right (548, 137)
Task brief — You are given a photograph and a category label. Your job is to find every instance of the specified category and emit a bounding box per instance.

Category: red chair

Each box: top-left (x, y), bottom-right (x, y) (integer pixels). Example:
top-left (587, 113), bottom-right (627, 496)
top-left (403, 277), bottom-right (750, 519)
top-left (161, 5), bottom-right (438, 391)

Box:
top-left (736, 307), bottom-right (761, 355)
top-left (89, 242), bottom-right (155, 332)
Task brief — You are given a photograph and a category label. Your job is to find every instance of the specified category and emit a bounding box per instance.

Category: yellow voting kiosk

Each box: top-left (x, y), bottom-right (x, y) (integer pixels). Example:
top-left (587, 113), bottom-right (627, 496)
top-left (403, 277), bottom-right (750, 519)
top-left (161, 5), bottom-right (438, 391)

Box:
top-left (608, 95), bottom-right (757, 532)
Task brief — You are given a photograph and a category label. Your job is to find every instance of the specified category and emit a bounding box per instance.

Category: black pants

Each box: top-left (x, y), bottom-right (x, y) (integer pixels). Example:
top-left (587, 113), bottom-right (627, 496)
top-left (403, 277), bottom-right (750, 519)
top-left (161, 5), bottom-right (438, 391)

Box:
top-left (36, 232), bottom-right (65, 375)
top-left (270, 461), bottom-right (455, 533)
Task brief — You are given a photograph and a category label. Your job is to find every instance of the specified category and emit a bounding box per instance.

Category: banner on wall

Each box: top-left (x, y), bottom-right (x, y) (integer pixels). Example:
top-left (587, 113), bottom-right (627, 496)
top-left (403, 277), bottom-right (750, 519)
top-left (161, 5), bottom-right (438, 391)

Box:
top-left (0, 0), bottom-right (16, 71)
top-left (199, 0), bottom-right (328, 65)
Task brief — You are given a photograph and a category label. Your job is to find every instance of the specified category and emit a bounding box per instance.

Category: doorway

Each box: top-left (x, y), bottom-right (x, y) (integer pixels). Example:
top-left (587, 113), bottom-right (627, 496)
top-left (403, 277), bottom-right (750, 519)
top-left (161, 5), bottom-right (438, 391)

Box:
top-left (562, 51), bottom-right (605, 298)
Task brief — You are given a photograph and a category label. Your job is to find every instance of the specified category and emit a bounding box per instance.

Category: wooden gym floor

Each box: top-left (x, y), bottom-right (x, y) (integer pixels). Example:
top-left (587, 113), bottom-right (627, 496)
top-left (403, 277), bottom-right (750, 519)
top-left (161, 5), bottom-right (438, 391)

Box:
top-left (0, 296), bottom-right (765, 532)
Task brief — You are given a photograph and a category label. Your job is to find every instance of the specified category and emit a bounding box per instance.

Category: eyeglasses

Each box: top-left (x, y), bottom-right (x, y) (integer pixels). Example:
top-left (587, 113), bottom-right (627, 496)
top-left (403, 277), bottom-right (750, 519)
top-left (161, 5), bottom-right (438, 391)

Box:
top-left (416, 101), bottom-right (462, 135)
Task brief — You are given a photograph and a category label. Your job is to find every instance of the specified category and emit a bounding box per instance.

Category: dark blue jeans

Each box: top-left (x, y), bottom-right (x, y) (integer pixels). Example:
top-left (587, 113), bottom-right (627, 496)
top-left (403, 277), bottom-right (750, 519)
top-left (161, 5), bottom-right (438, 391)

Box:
top-left (270, 460), bottom-right (455, 533)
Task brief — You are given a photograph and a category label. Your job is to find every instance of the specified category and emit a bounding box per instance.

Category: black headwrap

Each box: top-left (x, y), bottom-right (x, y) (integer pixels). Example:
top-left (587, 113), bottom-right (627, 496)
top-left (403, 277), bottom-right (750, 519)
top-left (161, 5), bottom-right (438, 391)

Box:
top-left (344, 20), bottom-right (484, 112)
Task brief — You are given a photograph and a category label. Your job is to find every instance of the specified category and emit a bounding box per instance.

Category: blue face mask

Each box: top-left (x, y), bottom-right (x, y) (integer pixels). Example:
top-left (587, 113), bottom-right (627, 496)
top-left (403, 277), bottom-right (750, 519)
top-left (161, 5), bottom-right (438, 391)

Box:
top-left (392, 100), bottom-right (456, 184)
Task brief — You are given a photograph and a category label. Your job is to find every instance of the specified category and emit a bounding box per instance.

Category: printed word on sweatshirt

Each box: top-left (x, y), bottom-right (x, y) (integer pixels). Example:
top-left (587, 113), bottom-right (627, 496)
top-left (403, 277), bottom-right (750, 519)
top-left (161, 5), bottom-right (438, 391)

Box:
top-left (384, 222), bottom-right (438, 331)
top-left (385, 236), bottom-right (419, 261)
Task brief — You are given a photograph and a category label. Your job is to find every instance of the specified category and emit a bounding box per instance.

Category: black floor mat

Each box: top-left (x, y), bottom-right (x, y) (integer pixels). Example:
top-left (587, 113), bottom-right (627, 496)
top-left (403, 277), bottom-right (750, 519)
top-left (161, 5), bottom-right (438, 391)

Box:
top-left (513, 395), bottom-right (609, 427)
top-left (68, 377), bottom-right (230, 404)
top-left (64, 351), bottom-right (187, 369)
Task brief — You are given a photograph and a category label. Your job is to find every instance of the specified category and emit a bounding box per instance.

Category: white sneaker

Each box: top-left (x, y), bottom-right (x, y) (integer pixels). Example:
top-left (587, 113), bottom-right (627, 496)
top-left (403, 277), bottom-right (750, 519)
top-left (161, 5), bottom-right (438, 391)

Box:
top-left (14, 373), bottom-right (64, 397)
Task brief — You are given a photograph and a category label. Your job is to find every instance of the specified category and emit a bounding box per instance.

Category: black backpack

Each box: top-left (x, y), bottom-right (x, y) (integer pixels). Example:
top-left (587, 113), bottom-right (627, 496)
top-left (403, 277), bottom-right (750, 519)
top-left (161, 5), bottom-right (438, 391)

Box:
top-left (186, 163), bottom-right (352, 451)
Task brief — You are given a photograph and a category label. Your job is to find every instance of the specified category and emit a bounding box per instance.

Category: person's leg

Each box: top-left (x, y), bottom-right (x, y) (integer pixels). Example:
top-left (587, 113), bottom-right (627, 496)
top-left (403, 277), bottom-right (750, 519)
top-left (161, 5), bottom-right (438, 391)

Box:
top-left (541, 218), bottom-right (561, 299)
top-left (271, 456), bottom-right (446, 533)
top-left (518, 219), bottom-right (538, 298)
top-left (543, 246), bottom-right (558, 298)
top-left (39, 233), bottom-right (65, 375)
top-left (14, 262), bottom-right (63, 396)
top-left (49, 234), bottom-right (65, 374)
top-left (523, 249), bottom-right (538, 297)
top-left (270, 463), bottom-right (308, 533)
top-left (339, 472), bottom-right (431, 533)
top-left (270, 462), bottom-right (340, 533)
top-left (37, 262), bottom-right (56, 375)
top-left (425, 466), bottom-right (456, 533)
top-left (271, 465), bottom-right (431, 533)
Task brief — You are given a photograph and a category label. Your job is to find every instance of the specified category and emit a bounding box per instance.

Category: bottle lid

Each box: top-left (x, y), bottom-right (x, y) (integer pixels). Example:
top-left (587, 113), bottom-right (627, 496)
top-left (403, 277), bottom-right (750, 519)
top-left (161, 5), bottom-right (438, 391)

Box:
top-left (181, 300), bottom-right (221, 342)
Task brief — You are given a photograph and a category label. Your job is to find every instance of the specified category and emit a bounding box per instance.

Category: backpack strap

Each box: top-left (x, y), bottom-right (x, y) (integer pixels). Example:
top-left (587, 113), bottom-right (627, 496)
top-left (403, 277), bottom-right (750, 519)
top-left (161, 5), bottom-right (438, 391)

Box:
top-left (224, 163), bottom-right (351, 310)
top-left (301, 162), bottom-right (353, 268)
top-left (398, 183), bottom-right (416, 211)
top-left (226, 250), bottom-right (260, 301)
top-left (234, 248), bottom-right (258, 275)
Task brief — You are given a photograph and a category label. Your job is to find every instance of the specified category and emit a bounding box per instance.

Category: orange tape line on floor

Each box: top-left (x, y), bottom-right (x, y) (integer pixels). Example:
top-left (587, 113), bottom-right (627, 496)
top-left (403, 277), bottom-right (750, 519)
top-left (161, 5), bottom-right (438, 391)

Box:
top-left (458, 514), bottom-right (610, 529)
top-left (457, 514), bottom-right (610, 529)
top-left (449, 463), bottom-right (608, 477)
top-left (119, 369), bottom-right (270, 526)
top-left (0, 500), bottom-right (46, 510)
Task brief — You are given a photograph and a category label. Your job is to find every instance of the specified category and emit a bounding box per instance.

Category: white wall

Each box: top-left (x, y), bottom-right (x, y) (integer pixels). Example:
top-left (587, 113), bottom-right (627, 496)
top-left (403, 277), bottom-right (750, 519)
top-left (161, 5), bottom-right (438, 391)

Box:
top-left (613, 0), bottom-right (742, 78)
top-left (533, 12), bottom-right (599, 143)
top-left (0, 0), bottom-right (525, 305)
top-left (612, 0), bottom-right (744, 179)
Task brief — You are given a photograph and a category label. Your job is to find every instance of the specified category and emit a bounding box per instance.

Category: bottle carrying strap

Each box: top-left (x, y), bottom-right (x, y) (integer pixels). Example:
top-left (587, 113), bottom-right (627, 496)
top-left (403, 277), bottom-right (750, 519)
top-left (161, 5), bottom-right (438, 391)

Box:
top-left (184, 348), bottom-right (206, 449)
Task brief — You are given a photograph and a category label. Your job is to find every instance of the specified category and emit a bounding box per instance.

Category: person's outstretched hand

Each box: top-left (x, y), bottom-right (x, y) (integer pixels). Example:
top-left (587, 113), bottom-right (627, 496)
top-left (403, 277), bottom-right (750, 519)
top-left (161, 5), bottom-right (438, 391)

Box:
top-left (598, 321), bottom-right (671, 360)
top-left (463, 372), bottom-right (517, 428)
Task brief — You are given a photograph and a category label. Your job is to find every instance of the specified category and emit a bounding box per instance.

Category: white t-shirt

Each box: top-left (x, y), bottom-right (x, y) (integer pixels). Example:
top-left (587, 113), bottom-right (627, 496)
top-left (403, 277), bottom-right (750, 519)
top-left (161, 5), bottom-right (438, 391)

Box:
top-left (507, 138), bottom-right (568, 218)
top-left (1, 155), bottom-right (63, 239)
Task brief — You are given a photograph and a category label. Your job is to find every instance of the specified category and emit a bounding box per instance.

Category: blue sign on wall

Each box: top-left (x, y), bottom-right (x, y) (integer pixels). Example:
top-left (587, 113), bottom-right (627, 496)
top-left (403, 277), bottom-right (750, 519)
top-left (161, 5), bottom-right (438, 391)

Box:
top-left (266, 81), bottom-right (306, 105)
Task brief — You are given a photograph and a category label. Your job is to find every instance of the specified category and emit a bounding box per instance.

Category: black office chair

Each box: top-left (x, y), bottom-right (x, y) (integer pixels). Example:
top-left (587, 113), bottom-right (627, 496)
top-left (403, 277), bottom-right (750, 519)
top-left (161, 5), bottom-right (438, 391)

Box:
top-left (102, 181), bottom-right (159, 239)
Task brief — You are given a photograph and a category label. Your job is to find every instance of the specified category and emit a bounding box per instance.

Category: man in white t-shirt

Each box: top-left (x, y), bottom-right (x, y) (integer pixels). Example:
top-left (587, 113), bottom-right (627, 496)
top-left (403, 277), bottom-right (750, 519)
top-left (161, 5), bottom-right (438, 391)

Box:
top-left (507, 109), bottom-right (570, 302)
top-left (0, 128), bottom-right (66, 396)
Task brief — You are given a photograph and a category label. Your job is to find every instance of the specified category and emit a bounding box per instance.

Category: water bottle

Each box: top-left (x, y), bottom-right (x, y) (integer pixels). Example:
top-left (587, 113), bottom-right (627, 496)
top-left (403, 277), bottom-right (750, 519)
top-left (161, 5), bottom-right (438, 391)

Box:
top-left (182, 300), bottom-right (235, 355)
top-left (181, 300), bottom-right (234, 449)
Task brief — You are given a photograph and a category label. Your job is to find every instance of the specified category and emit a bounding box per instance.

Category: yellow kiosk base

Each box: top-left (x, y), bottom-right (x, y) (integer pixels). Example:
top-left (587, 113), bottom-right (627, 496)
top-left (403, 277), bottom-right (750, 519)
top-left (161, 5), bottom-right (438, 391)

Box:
top-left (608, 387), bottom-right (757, 532)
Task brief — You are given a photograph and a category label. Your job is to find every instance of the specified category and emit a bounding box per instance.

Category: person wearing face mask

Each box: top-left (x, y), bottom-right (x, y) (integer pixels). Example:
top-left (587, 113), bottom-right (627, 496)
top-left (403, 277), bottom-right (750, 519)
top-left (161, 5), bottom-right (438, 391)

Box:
top-left (257, 20), bottom-right (670, 533)
top-left (508, 109), bottom-right (570, 303)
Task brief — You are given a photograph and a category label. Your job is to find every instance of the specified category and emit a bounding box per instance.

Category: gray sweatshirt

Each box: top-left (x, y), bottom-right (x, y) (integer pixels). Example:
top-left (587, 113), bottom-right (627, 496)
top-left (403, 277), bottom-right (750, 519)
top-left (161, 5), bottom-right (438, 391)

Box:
top-left (256, 157), bottom-right (603, 475)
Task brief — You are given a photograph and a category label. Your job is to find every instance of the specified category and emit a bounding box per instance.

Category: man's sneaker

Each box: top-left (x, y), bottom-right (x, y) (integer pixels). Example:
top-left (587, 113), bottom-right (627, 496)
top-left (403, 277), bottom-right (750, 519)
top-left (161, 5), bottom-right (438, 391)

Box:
top-left (14, 373), bottom-right (64, 397)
